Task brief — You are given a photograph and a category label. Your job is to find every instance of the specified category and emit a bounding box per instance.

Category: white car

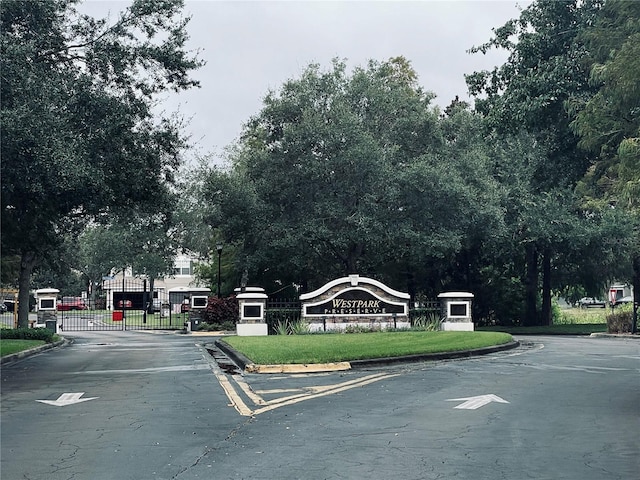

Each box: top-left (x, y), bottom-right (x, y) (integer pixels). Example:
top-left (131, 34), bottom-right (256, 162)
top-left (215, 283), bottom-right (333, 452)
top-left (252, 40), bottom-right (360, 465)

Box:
top-left (576, 297), bottom-right (606, 308)
top-left (613, 296), bottom-right (633, 306)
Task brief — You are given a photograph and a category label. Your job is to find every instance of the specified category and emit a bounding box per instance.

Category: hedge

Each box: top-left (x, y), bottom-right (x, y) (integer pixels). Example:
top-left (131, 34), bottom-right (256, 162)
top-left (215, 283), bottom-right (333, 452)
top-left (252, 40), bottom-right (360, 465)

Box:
top-left (0, 328), bottom-right (55, 343)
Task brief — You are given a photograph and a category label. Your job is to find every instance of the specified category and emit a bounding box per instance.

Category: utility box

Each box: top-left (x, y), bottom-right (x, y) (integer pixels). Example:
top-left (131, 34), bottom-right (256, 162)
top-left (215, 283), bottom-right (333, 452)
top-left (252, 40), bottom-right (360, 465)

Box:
top-left (438, 292), bottom-right (474, 331)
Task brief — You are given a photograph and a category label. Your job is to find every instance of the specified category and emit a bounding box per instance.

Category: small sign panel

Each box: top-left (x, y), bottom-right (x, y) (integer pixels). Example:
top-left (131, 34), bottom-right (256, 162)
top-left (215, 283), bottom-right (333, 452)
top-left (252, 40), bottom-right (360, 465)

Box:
top-left (244, 305), bottom-right (262, 318)
top-left (191, 296), bottom-right (208, 309)
top-left (449, 303), bottom-right (468, 317)
top-left (305, 289), bottom-right (405, 316)
top-left (39, 298), bottom-right (56, 310)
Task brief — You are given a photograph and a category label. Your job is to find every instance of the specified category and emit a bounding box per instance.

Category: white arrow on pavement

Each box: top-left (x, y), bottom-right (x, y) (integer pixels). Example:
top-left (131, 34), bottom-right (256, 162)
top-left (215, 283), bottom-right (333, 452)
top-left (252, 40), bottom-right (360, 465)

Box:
top-left (446, 394), bottom-right (509, 410)
top-left (36, 392), bottom-right (99, 407)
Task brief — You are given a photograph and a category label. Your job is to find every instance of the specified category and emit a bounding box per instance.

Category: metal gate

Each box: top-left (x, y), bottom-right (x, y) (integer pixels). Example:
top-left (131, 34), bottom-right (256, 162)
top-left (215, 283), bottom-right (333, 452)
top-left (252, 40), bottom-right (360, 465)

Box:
top-left (58, 278), bottom-right (188, 332)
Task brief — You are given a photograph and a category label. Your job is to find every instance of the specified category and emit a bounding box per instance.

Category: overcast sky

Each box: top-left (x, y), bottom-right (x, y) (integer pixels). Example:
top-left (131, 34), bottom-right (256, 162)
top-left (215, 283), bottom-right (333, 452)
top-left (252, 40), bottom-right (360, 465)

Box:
top-left (82, 0), bottom-right (532, 163)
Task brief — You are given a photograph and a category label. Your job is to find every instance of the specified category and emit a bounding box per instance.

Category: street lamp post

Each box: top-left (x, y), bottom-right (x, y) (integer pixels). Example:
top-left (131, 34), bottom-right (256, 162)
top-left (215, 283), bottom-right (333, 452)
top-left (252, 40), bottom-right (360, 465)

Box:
top-left (216, 243), bottom-right (223, 297)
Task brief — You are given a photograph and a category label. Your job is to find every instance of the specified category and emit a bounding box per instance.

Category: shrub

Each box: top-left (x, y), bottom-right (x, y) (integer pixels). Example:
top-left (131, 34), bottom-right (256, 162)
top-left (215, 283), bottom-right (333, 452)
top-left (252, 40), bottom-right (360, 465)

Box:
top-left (273, 319), bottom-right (310, 335)
top-left (266, 309), bottom-right (301, 335)
top-left (411, 311), bottom-right (441, 331)
top-left (200, 296), bottom-right (239, 329)
top-left (344, 324), bottom-right (382, 333)
top-left (290, 320), bottom-right (310, 335)
top-left (195, 320), bottom-right (236, 332)
top-left (0, 328), bottom-right (55, 343)
top-left (274, 320), bottom-right (289, 335)
top-left (606, 310), bottom-right (634, 334)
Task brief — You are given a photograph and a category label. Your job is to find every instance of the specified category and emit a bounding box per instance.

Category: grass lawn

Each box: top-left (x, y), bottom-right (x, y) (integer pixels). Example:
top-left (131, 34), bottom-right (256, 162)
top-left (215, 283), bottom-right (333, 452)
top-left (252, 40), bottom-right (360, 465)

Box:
top-left (1, 339), bottom-right (46, 356)
top-left (100, 311), bottom-right (188, 329)
top-left (222, 331), bottom-right (513, 365)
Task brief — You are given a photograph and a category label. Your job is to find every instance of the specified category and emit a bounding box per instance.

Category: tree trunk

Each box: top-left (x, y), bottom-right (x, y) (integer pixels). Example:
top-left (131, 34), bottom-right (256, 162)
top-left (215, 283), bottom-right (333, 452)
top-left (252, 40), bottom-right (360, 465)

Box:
top-left (344, 242), bottom-right (364, 273)
top-left (632, 254), bottom-right (640, 334)
top-left (541, 248), bottom-right (552, 326)
top-left (147, 277), bottom-right (156, 313)
top-left (406, 269), bottom-right (416, 306)
top-left (17, 251), bottom-right (38, 328)
top-left (523, 243), bottom-right (538, 326)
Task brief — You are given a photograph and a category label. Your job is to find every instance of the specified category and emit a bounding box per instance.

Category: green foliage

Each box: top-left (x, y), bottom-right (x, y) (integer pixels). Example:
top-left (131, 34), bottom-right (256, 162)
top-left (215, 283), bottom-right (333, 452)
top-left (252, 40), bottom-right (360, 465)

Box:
top-left (1, 339), bottom-right (45, 357)
top-left (464, 0), bottom-right (640, 325)
top-left (274, 321), bottom-right (289, 336)
top-left (605, 309), bottom-right (634, 334)
top-left (200, 296), bottom-right (239, 328)
top-left (409, 309), bottom-right (441, 331)
top-left (343, 324), bottom-right (382, 334)
top-left (266, 309), bottom-right (302, 335)
top-left (556, 307), bottom-right (606, 325)
top-left (203, 57), bottom-right (503, 301)
top-left (0, 327), bottom-right (54, 343)
top-left (1, 0), bottom-right (201, 327)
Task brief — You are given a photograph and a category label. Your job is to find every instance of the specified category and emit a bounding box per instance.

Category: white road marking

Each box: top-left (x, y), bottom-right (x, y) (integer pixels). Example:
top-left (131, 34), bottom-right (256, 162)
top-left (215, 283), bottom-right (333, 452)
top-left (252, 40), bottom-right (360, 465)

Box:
top-left (36, 392), bottom-right (99, 407)
top-left (447, 394), bottom-right (509, 410)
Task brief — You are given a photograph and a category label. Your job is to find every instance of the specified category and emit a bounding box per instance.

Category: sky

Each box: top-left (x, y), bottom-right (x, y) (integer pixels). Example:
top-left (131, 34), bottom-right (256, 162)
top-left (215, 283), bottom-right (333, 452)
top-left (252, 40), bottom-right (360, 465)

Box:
top-left (81, 0), bottom-right (532, 164)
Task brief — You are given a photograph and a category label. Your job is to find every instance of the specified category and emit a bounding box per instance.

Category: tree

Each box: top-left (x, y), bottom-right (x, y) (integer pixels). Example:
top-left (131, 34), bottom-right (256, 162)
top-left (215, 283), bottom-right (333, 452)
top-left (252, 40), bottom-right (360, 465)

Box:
top-left (569, 0), bottom-right (640, 324)
top-left (78, 212), bottom-right (178, 310)
top-left (203, 58), bottom-right (503, 299)
top-left (1, 0), bottom-right (202, 326)
top-left (466, 0), bottom-right (606, 325)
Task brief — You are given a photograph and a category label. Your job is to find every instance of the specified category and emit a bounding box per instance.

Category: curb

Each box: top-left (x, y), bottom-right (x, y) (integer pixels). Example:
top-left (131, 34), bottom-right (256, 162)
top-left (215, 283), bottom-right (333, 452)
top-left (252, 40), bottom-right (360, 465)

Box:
top-left (589, 333), bottom-right (640, 339)
top-left (216, 339), bottom-right (521, 374)
top-left (1, 337), bottom-right (71, 365)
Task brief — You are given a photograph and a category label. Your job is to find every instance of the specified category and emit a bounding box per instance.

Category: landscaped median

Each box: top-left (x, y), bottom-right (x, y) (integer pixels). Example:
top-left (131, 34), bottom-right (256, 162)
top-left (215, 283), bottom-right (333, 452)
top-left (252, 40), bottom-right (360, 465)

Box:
top-left (217, 331), bottom-right (517, 373)
top-left (0, 327), bottom-right (64, 363)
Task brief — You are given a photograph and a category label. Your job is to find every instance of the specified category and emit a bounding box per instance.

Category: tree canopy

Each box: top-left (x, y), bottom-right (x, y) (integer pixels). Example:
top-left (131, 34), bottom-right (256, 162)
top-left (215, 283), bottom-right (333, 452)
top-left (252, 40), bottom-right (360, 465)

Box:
top-left (0, 0), bottom-right (202, 326)
top-left (199, 58), bottom-right (504, 303)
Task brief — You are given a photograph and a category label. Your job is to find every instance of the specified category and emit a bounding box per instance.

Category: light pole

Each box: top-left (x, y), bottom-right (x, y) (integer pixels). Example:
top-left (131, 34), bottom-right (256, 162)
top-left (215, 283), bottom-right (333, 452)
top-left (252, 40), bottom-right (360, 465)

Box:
top-left (216, 243), bottom-right (223, 297)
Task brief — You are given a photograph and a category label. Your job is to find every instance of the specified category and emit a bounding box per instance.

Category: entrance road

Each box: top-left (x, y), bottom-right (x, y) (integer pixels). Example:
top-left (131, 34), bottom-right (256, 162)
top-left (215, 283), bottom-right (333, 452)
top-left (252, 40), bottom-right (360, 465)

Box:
top-left (1, 331), bottom-right (243, 480)
top-left (2, 333), bottom-right (639, 480)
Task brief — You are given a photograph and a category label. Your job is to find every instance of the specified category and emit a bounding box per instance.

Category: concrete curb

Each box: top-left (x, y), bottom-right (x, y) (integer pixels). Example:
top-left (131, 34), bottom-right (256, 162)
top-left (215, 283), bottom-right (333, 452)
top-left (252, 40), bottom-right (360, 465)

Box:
top-left (216, 339), bottom-right (521, 374)
top-left (589, 333), bottom-right (640, 340)
top-left (1, 336), bottom-right (71, 365)
top-left (350, 340), bottom-right (520, 369)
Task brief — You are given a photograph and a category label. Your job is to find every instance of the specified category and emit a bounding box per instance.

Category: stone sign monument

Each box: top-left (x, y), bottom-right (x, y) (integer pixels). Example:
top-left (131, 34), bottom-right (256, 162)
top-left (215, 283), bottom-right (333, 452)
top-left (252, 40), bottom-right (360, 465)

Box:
top-left (300, 274), bottom-right (410, 332)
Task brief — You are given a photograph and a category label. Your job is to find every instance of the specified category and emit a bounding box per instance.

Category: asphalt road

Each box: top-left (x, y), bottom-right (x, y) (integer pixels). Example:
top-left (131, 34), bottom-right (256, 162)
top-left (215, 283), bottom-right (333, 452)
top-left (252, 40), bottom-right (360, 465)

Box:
top-left (1, 332), bottom-right (638, 480)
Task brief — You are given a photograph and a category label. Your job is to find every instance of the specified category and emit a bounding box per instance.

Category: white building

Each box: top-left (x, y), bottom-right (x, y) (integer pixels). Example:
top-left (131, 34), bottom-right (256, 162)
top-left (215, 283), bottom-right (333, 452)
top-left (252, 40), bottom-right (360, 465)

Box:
top-left (102, 254), bottom-right (210, 310)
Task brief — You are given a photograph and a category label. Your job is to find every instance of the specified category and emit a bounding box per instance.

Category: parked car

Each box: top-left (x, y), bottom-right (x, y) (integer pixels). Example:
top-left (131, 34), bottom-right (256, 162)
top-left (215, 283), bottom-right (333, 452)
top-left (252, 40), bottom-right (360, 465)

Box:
top-left (0, 302), bottom-right (7, 313)
top-left (576, 297), bottom-right (606, 308)
top-left (117, 299), bottom-right (133, 309)
top-left (614, 296), bottom-right (633, 306)
top-left (152, 299), bottom-right (167, 312)
top-left (57, 296), bottom-right (88, 311)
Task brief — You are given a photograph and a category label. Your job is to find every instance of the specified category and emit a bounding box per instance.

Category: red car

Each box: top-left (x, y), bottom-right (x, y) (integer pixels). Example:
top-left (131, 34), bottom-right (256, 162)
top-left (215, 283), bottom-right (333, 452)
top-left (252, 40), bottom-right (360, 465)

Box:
top-left (117, 299), bottom-right (133, 309)
top-left (57, 296), bottom-right (87, 311)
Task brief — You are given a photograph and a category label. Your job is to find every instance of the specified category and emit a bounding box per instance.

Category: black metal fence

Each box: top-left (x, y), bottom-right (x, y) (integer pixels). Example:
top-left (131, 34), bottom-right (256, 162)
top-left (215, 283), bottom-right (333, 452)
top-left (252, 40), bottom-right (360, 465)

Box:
top-left (55, 278), bottom-right (185, 331)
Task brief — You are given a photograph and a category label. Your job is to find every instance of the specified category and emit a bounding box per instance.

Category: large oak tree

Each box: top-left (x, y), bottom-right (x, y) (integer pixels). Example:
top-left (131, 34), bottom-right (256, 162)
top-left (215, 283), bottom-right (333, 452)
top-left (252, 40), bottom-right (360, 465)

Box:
top-left (1, 0), bottom-right (202, 326)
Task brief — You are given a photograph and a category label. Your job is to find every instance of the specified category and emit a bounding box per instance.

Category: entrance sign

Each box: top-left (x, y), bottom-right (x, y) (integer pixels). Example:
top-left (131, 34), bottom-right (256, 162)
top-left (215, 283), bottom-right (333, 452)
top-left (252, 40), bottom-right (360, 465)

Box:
top-left (300, 275), bottom-right (409, 332)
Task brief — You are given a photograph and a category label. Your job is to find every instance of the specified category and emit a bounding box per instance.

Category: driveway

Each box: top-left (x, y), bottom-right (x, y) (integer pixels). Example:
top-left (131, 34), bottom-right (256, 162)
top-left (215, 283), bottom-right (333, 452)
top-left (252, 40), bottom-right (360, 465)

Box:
top-left (1, 332), bottom-right (638, 479)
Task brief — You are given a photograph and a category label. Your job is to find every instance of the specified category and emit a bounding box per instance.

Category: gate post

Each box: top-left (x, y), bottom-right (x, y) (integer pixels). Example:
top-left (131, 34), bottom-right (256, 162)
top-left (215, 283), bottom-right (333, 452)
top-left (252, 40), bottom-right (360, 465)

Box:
top-left (438, 292), bottom-right (474, 331)
top-left (236, 287), bottom-right (268, 336)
